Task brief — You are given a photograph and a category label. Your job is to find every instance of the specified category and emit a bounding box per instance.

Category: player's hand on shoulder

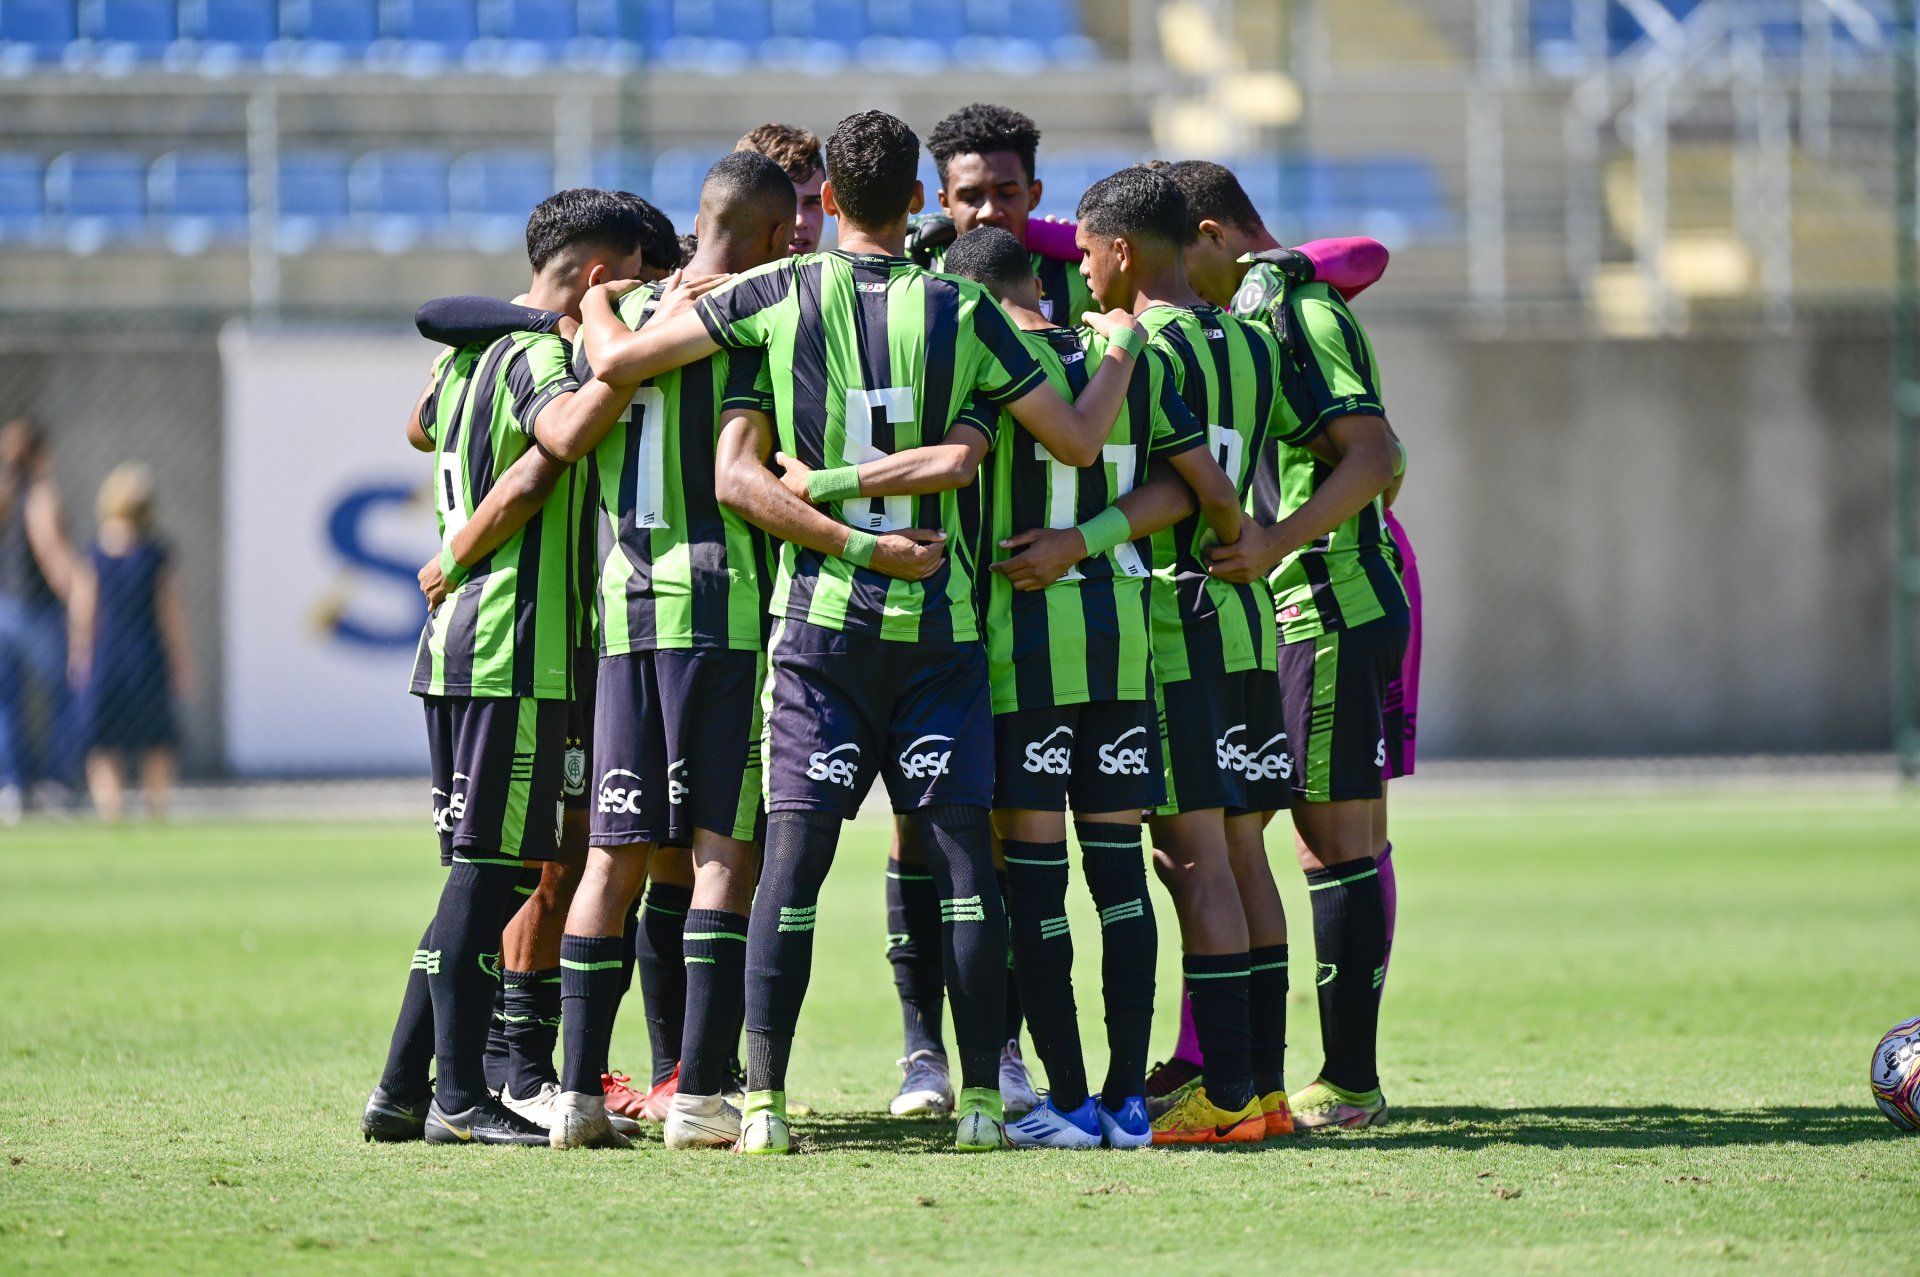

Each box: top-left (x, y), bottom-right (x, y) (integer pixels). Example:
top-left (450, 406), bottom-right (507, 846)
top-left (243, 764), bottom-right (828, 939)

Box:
top-left (991, 526), bottom-right (1086, 591)
top-left (870, 528), bottom-right (947, 582)
top-left (651, 268), bottom-right (732, 322)
top-left (773, 452), bottom-right (815, 502)
top-left (1081, 308), bottom-right (1146, 345)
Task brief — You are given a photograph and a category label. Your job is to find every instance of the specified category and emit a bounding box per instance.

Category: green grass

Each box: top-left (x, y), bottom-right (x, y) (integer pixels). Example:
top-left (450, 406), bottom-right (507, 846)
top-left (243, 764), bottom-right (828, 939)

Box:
top-left (1, 788), bottom-right (1917, 1274)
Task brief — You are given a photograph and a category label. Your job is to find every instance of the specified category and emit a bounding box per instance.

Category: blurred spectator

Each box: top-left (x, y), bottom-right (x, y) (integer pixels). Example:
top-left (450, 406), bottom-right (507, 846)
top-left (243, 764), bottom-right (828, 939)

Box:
top-left (0, 417), bottom-right (80, 824)
top-left (67, 464), bottom-right (194, 822)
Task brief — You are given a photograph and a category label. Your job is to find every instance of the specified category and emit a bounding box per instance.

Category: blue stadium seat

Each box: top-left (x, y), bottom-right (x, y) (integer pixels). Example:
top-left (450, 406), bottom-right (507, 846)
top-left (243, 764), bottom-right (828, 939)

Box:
top-left (869, 0), bottom-right (963, 44)
top-left (46, 150), bottom-right (145, 251)
top-left (150, 150), bottom-right (249, 251)
top-left (181, 0), bottom-right (278, 54)
top-left (482, 0), bottom-right (577, 53)
top-left (777, 0), bottom-right (863, 45)
top-left (0, 0), bottom-right (79, 62)
top-left (450, 148), bottom-right (552, 219)
top-left (648, 148), bottom-right (708, 214)
top-left (0, 153), bottom-right (45, 240)
top-left (577, 0), bottom-right (670, 49)
top-left (277, 150), bottom-right (349, 248)
top-left (282, 0), bottom-right (378, 53)
top-left (78, 0), bottom-right (175, 56)
top-left (348, 149), bottom-right (450, 250)
top-left (591, 147), bottom-right (649, 193)
top-left (385, 0), bottom-right (478, 55)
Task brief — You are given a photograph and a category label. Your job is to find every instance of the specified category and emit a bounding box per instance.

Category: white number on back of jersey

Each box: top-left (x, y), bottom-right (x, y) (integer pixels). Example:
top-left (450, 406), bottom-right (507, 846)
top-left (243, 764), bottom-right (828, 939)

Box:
top-left (1030, 441), bottom-right (1146, 581)
top-left (627, 387), bottom-right (669, 530)
top-left (1209, 425), bottom-right (1247, 487)
top-left (436, 448), bottom-right (469, 540)
top-left (842, 386), bottom-right (915, 532)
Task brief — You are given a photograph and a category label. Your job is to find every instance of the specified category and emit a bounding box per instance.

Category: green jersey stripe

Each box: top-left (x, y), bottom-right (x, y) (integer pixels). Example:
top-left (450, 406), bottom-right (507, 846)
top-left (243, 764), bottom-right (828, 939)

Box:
top-left (411, 330), bottom-right (584, 700)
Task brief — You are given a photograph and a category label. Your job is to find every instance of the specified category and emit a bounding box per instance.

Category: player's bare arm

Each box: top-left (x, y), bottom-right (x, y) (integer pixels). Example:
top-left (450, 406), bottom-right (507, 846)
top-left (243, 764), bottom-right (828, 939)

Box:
top-left (1205, 413), bottom-right (1397, 584)
top-left (529, 373), bottom-right (638, 462)
top-left (417, 442), bottom-right (570, 610)
top-left (581, 273), bottom-right (729, 387)
top-left (1165, 444), bottom-right (1242, 547)
top-left (777, 422), bottom-right (992, 502)
top-left (991, 461), bottom-right (1195, 592)
top-left (1001, 308), bottom-right (1145, 466)
top-left (714, 407), bottom-right (946, 583)
top-left (405, 381), bottom-right (434, 452)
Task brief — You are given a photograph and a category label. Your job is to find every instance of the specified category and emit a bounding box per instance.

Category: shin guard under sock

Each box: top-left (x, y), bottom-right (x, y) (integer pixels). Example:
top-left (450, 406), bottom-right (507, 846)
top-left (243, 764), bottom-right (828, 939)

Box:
top-left (1076, 820), bottom-right (1156, 1105)
top-left (909, 804), bottom-right (1006, 1093)
top-left (744, 811), bottom-right (840, 1093)
top-left (1002, 839), bottom-right (1085, 1108)
top-left (1306, 856), bottom-right (1386, 1093)
top-left (885, 856), bottom-right (947, 1058)
top-left (559, 934), bottom-right (626, 1095)
top-left (635, 881), bottom-right (691, 1085)
top-left (427, 860), bottom-right (520, 1112)
top-left (1248, 944), bottom-right (1288, 1097)
top-left (378, 922), bottom-right (437, 1100)
top-left (680, 908), bottom-right (748, 1096)
top-left (1183, 952), bottom-right (1254, 1112)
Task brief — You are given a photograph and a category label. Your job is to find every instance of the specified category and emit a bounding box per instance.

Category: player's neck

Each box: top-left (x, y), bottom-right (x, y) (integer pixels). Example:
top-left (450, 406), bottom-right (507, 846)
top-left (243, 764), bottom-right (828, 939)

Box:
top-left (688, 240), bottom-right (755, 277)
top-left (522, 278), bottom-right (578, 320)
top-left (1129, 261), bottom-right (1204, 313)
top-left (836, 219), bottom-right (909, 259)
top-left (1002, 300), bottom-right (1055, 332)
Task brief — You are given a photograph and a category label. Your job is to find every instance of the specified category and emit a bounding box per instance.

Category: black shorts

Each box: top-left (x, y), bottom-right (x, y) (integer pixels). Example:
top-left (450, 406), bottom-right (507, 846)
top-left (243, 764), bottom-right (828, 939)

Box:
top-left (590, 649), bottom-right (765, 847)
top-left (1275, 619), bottom-right (1410, 803)
top-left (993, 699), bottom-right (1164, 813)
top-left (423, 694), bottom-right (569, 866)
top-left (1154, 669), bottom-right (1291, 817)
top-left (763, 619), bottom-right (992, 818)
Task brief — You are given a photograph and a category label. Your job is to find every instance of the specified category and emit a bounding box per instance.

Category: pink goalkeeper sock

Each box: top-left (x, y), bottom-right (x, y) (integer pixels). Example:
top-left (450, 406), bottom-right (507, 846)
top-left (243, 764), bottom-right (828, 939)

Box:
top-left (1296, 236), bottom-right (1389, 301)
top-left (1172, 980), bottom-right (1203, 1065)
top-left (1025, 216), bottom-right (1081, 261)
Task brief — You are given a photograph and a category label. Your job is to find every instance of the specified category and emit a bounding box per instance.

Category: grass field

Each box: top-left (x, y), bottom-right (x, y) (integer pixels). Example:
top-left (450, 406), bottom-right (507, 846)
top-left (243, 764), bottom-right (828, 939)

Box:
top-left (1, 787), bottom-right (1917, 1274)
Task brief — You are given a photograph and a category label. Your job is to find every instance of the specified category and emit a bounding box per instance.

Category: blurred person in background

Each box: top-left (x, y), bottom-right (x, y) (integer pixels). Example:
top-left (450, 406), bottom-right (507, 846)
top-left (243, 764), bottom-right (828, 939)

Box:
top-left (66, 463), bottom-right (193, 822)
top-left (0, 416), bottom-right (80, 824)
top-left (735, 122), bottom-right (826, 255)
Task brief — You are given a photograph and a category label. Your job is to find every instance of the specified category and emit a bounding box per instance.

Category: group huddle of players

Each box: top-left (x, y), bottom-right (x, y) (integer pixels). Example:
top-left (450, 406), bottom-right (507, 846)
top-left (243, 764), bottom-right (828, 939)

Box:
top-left (362, 101), bottom-right (1421, 1154)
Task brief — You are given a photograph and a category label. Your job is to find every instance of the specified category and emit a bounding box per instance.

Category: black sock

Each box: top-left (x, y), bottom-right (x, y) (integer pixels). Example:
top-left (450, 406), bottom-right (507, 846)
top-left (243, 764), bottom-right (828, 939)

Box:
top-left (996, 868), bottom-right (1024, 1043)
top-left (680, 908), bottom-right (748, 1096)
top-left (1076, 820), bottom-right (1156, 1106)
top-left (427, 860), bottom-right (521, 1113)
top-left (610, 896), bottom-right (641, 1032)
top-left (1248, 944), bottom-right (1288, 1097)
top-left (559, 933), bottom-right (626, 1094)
top-left (377, 922), bottom-right (436, 1100)
top-left (1306, 856), bottom-right (1386, 1093)
top-left (480, 871), bottom-right (540, 1093)
top-left (499, 967), bottom-right (561, 1098)
top-left (1002, 839), bottom-right (1086, 1108)
top-left (744, 810), bottom-right (840, 1093)
top-left (1183, 952), bottom-right (1253, 1112)
top-left (908, 804), bottom-right (1006, 1093)
top-left (635, 881), bottom-right (691, 1085)
top-left (886, 856), bottom-right (946, 1058)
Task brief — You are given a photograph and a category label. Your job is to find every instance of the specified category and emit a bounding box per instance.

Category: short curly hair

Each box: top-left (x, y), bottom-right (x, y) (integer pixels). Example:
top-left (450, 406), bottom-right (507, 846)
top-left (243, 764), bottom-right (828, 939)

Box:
top-left (927, 102), bottom-right (1041, 185)
top-left (1163, 160), bottom-right (1265, 235)
top-left (823, 110), bottom-right (923, 230)
top-left (524, 188), bottom-right (655, 271)
top-left (1076, 167), bottom-right (1191, 249)
top-left (735, 122), bottom-right (824, 186)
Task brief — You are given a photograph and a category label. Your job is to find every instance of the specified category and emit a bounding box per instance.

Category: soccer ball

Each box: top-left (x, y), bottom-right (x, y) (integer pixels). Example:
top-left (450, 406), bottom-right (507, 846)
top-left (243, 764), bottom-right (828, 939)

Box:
top-left (1870, 1016), bottom-right (1920, 1131)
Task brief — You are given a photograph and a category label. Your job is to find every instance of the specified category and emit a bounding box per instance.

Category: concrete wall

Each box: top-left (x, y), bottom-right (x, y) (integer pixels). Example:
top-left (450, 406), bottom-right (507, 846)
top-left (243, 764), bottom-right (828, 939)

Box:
top-left (0, 317), bottom-right (1897, 773)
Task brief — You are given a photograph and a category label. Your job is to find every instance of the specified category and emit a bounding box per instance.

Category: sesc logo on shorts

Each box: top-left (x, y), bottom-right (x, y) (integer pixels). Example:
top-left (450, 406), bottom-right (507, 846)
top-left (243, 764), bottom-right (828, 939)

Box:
top-left (432, 772), bottom-right (469, 833)
top-left (1097, 726), bottom-right (1150, 776)
top-left (1217, 726), bottom-right (1293, 781)
top-left (563, 745), bottom-right (587, 798)
top-left (667, 759), bottom-right (689, 806)
top-left (1023, 726), bottom-right (1074, 776)
top-left (806, 742), bottom-right (861, 788)
top-left (897, 734), bottom-right (954, 780)
top-left (598, 768), bottom-right (646, 815)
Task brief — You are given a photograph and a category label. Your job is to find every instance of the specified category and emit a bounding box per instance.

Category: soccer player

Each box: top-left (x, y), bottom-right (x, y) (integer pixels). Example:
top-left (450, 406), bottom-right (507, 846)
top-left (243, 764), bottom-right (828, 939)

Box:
top-left (1176, 159), bottom-right (1408, 1131)
top-left (1070, 167), bottom-right (1304, 1144)
top-left (923, 226), bottom-right (1242, 1149)
top-left (736, 122), bottom-right (827, 255)
top-left (580, 109), bottom-right (1148, 1154)
top-left (363, 188), bottom-right (649, 1146)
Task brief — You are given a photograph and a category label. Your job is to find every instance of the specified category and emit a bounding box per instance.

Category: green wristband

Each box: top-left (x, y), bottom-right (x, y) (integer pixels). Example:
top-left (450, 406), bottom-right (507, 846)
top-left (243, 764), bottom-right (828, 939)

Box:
top-left (439, 544), bottom-right (468, 588)
top-left (807, 465), bottom-right (864, 504)
top-left (1074, 505), bottom-right (1134, 558)
top-left (1105, 326), bottom-right (1145, 359)
top-left (841, 528), bottom-right (879, 568)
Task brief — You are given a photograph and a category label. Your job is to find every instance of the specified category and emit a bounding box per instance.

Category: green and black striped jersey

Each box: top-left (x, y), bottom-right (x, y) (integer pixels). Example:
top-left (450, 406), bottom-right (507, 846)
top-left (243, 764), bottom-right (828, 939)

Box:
top-left (577, 281), bottom-right (775, 655)
top-left (983, 326), bottom-right (1204, 713)
top-left (1232, 266), bottom-right (1408, 642)
top-left (929, 241), bottom-right (1095, 332)
top-left (1141, 302), bottom-right (1310, 683)
top-left (410, 331), bottom-right (586, 700)
top-left (698, 250), bottom-right (1047, 644)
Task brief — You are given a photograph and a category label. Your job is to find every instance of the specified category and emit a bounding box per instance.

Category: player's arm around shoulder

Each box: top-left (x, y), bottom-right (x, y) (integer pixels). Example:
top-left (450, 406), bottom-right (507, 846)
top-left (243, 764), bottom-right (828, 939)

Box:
top-left (581, 268), bottom-right (731, 388)
top-left (778, 414), bottom-right (993, 504)
top-left (993, 460), bottom-right (1198, 593)
top-left (1002, 306), bottom-right (1145, 466)
top-left (714, 408), bottom-right (946, 583)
